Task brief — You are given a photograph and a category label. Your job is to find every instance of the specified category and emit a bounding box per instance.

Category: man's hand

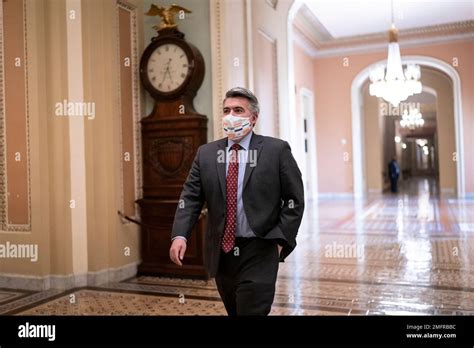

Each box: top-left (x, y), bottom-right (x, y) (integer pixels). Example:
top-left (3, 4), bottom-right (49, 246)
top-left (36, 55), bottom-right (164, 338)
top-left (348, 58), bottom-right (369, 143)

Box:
top-left (170, 239), bottom-right (187, 266)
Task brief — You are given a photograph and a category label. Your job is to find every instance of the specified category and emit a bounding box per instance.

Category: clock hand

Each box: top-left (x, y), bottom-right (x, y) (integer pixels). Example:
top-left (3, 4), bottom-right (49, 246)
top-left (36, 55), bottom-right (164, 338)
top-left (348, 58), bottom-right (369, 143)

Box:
top-left (165, 67), bottom-right (174, 81)
top-left (161, 66), bottom-right (171, 83)
top-left (161, 71), bottom-right (167, 84)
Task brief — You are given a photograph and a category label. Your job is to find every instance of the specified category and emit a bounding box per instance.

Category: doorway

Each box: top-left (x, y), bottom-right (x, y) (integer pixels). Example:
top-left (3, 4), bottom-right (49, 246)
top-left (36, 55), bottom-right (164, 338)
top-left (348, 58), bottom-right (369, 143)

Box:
top-left (299, 88), bottom-right (318, 201)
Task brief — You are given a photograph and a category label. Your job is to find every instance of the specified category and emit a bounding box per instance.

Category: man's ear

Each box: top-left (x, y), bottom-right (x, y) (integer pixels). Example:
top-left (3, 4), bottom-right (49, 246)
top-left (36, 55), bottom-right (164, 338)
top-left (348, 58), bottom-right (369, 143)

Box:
top-left (252, 114), bottom-right (258, 126)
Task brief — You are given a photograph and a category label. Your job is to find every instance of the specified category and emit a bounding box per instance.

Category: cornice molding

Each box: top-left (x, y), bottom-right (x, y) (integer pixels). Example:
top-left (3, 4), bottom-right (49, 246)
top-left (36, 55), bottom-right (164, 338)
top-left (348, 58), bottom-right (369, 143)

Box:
top-left (293, 9), bottom-right (474, 58)
top-left (292, 24), bottom-right (318, 57)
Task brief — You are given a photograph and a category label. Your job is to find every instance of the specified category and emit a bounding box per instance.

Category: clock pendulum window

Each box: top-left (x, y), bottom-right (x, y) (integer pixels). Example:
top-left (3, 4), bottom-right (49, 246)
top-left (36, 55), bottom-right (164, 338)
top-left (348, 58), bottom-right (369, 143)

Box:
top-left (137, 24), bottom-right (208, 278)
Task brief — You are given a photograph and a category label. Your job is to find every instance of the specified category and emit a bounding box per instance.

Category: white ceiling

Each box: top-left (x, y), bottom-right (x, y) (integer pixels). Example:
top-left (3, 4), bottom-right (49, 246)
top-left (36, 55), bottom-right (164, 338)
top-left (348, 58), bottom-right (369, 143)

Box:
top-left (303, 0), bottom-right (474, 38)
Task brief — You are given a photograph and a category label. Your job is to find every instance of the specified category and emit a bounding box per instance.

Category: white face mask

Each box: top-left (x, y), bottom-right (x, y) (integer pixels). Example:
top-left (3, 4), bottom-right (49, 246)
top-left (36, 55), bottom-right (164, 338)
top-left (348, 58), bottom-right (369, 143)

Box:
top-left (222, 114), bottom-right (254, 141)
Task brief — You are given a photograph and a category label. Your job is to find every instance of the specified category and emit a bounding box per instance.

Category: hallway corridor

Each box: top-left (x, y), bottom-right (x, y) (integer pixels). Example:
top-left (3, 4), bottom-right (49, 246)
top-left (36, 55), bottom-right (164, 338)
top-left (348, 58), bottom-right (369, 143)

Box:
top-left (2, 185), bottom-right (473, 316)
top-left (395, 176), bottom-right (440, 197)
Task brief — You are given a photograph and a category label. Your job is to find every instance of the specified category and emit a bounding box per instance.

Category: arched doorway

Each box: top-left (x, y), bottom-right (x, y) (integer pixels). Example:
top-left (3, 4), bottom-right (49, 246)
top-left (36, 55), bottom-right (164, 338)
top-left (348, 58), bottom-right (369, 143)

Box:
top-left (351, 56), bottom-right (466, 198)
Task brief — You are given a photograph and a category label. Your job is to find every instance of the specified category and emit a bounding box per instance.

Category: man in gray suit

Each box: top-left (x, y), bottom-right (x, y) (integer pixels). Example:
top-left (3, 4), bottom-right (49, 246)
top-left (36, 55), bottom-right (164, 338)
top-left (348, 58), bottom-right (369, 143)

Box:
top-left (170, 87), bottom-right (305, 315)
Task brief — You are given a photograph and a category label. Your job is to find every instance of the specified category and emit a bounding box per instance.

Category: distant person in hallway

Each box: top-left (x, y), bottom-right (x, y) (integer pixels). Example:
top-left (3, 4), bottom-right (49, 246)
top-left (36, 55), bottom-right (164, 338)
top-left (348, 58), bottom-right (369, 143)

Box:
top-left (388, 157), bottom-right (400, 193)
top-left (170, 87), bottom-right (305, 315)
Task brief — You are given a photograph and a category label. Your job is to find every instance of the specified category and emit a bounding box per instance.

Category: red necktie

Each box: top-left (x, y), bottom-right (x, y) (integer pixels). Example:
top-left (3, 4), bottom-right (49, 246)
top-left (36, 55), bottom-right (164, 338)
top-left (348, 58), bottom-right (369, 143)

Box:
top-left (222, 143), bottom-right (241, 253)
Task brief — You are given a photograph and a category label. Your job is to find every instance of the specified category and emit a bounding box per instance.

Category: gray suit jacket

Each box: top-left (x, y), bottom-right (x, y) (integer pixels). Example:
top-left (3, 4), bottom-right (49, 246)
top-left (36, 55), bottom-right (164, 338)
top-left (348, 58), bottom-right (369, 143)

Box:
top-left (171, 132), bottom-right (305, 277)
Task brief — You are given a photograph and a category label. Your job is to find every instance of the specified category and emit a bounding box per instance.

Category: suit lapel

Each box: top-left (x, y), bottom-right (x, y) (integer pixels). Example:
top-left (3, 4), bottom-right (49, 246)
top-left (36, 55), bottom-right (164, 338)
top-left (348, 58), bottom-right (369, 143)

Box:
top-left (216, 137), bottom-right (227, 201)
top-left (242, 133), bottom-right (264, 192)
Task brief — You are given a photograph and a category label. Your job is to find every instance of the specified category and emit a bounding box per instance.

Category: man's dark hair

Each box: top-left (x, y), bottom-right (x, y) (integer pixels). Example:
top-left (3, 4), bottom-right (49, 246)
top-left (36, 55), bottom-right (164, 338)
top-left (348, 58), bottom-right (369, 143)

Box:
top-left (224, 87), bottom-right (260, 115)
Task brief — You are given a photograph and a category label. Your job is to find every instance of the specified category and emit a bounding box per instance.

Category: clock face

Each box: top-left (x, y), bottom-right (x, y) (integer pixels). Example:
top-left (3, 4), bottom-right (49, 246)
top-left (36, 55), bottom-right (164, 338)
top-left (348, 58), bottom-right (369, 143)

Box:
top-left (146, 43), bottom-right (190, 93)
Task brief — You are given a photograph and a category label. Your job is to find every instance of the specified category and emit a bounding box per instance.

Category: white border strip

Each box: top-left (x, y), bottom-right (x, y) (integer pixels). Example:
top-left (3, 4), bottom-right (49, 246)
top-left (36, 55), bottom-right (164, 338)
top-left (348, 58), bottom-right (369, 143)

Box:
top-left (66, 0), bottom-right (88, 276)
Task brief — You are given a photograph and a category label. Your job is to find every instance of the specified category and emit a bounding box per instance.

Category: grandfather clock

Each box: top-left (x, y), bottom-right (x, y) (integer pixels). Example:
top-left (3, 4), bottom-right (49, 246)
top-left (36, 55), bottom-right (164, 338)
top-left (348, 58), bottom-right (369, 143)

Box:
top-left (137, 9), bottom-right (208, 278)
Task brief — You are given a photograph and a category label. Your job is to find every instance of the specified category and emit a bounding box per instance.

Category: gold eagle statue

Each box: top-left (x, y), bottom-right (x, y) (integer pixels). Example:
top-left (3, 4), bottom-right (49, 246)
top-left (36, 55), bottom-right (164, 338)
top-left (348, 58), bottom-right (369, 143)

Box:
top-left (145, 4), bottom-right (192, 31)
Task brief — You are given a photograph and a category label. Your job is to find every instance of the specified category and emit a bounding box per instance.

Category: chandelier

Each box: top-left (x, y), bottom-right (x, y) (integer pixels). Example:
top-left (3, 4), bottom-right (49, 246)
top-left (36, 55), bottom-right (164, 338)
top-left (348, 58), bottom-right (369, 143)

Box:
top-left (400, 107), bottom-right (424, 129)
top-left (369, 1), bottom-right (422, 106)
top-left (416, 139), bottom-right (429, 156)
top-left (416, 139), bottom-right (428, 147)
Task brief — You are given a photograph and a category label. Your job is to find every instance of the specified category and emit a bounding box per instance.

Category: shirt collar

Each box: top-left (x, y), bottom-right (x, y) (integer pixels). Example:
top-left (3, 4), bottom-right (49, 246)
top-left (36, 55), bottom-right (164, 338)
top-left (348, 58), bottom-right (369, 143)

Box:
top-left (227, 131), bottom-right (253, 152)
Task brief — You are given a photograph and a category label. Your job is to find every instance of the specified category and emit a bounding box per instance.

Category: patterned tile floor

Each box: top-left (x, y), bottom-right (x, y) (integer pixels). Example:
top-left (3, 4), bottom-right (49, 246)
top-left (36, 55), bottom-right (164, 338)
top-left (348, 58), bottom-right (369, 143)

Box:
top-left (2, 177), bottom-right (474, 316)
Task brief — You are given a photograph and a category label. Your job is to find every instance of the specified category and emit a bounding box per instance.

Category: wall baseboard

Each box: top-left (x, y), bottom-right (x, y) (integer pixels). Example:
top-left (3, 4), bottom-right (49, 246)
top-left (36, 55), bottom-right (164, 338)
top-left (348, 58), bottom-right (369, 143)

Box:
top-left (0, 262), bottom-right (139, 291)
top-left (440, 188), bottom-right (456, 198)
top-left (317, 192), bottom-right (355, 200)
top-left (316, 190), bottom-right (473, 200)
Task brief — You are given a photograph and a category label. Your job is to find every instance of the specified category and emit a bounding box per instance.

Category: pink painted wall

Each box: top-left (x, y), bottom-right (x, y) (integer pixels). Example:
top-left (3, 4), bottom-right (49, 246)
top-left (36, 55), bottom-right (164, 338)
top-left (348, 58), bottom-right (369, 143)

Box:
top-left (313, 41), bottom-right (474, 194)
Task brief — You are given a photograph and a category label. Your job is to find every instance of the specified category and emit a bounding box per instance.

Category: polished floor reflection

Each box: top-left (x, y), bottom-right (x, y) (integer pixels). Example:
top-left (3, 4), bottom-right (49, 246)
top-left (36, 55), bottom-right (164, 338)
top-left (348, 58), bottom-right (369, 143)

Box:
top-left (2, 177), bottom-right (473, 315)
top-left (276, 176), bottom-right (474, 315)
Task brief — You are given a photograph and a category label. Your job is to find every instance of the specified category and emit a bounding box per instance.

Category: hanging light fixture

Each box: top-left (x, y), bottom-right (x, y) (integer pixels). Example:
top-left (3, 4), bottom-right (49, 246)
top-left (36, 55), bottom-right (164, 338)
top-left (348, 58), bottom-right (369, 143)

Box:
top-left (416, 139), bottom-right (428, 147)
top-left (369, 0), bottom-right (422, 106)
top-left (400, 107), bottom-right (424, 129)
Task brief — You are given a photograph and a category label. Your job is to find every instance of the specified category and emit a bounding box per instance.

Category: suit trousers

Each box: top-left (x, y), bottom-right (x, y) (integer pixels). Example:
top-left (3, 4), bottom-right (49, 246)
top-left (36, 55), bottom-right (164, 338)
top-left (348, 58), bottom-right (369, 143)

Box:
top-left (390, 177), bottom-right (399, 193)
top-left (215, 237), bottom-right (280, 316)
